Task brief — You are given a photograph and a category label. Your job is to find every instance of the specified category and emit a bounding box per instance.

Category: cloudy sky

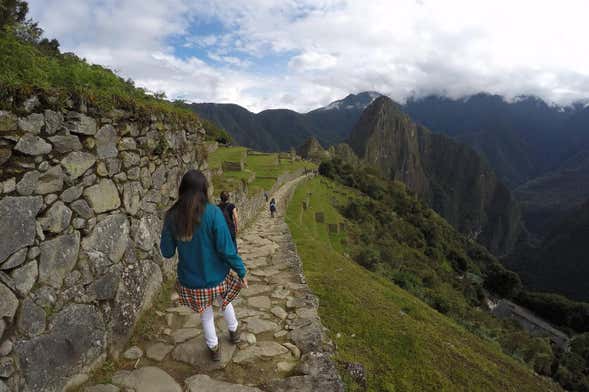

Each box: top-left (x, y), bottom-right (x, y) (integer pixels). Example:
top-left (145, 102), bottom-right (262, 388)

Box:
top-left (29, 0), bottom-right (589, 112)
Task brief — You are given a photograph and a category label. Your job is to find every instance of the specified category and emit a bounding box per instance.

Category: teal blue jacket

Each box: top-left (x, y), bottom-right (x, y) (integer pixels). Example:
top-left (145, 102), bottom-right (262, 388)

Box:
top-left (160, 203), bottom-right (247, 289)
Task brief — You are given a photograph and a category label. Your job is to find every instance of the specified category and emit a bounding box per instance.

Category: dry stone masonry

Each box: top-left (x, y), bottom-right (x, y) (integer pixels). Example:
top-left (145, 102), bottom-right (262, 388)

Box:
top-left (82, 176), bottom-right (344, 392)
top-left (0, 96), bottom-right (209, 391)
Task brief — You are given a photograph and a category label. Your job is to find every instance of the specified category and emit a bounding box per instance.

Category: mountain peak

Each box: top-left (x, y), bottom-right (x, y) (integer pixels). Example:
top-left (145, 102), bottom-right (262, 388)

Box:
top-left (316, 91), bottom-right (382, 112)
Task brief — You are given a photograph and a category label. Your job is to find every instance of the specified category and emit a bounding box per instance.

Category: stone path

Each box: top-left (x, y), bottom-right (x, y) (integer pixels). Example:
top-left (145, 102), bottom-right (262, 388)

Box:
top-left (82, 176), bottom-right (344, 392)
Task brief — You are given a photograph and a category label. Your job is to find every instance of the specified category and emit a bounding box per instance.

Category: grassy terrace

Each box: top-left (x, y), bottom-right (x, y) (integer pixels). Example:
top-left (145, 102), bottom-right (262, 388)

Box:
top-left (285, 176), bottom-right (558, 392)
top-left (208, 145), bottom-right (315, 196)
top-left (0, 33), bottom-right (196, 121)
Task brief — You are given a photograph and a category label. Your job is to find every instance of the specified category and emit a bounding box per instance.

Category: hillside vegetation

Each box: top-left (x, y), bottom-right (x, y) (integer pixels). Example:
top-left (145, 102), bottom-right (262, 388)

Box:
top-left (0, 32), bottom-right (196, 121)
top-left (286, 176), bottom-right (560, 391)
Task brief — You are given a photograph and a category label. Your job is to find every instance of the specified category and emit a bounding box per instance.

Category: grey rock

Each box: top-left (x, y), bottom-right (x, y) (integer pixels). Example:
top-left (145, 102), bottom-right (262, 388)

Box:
top-left (72, 218), bottom-right (86, 229)
top-left (2, 177), bottom-right (15, 193)
top-left (127, 166), bottom-right (140, 180)
top-left (15, 304), bottom-right (106, 391)
top-left (94, 268), bottom-right (120, 300)
top-left (0, 283), bottom-right (18, 320)
top-left (36, 165), bottom-right (64, 194)
top-left (122, 182), bottom-right (142, 216)
top-left (244, 317), bottom-right (278, 334)
top-left (122, 346), bottom-right (143, 360)
top-left (15, 134), bottom-right (52, 155)
top-left (82, 214), bottom-right (129, 264)
top-left (44, 193), bottom-right (58, 205)
top-left (22, 96), bottom-right (40, 112)
top-left (0, 380), bottom-right (7, 392)
top-left (48, 135), bottom-right (82, 153)
top-left (18, 113), bottom-right (45, 134)
top-left (171, 328), bottom-right (201, 344)
top-left (83, 179), bottom-right (120, 213)
top-left (289, 319), bottom-right (324, 354)
top-left (283, 342), bottom-right (301, 360)
top-left (65, 112), bottom-right (97, 135)
top-left (60, 185), bottom-right (83, 203)
top-left (16, 171), bottom-right (40, 196)
top-left (39, 201), bottom-right (72, 233)
top-left (0, 148), bottom-right (11, 166)
top-left (11, 260), bottom-right (38, 296)
top-left (63, 270), bottom-right (81, 288)
top-left (0, 320), bottom-right (4, 340)
top-left (109, 260), bottom-right (162, 356)
top-left (33, 285), bottom-right (57, 307)
top-left (17, 298), bottom-right (46, 337)
top-left (71, 200), bottom-right (93, 219)
top-left (0, 111), bottom-right (17, 132)
top-left (140, 167), bottom-right (152, 188)
top-left (133, 215), bottom-right (160, 251)
top-left (95, 125), bottom-right (118, 159)
top-left (61, 151), bottom-right (96, 180)
top-left (120, 151), bottom-right (140, 168)
top-left (0, 357), bottom-right (15, 378)
top-left (232, 341), bottom-right (289, 364)
top-left (28, 246), bottom-right (40, 259)
top-left (0, 340), bottom-right (13, 356)
top-left (84, 384), bottom-right (120, 392)
top-left (39, 231), bottom-right (80, 288)
top-left (151, 166), bottom-right (166, 188)
top-left (82, 173), bottom-right (97, 187)
top-left (172, 335), bottom-right (236, 370)
top-left (145, 342), bottom-right (173, 361)
top-left (0, 196), bottom-right (43, 263)
top-left (111, 367), bottom-right (181, 392)
top-left (266, 374), bottom-right (344, 392)
top-left (271, 306), bottom-right (288, 320)
top-left (1, 248), bottom-right (28, 270)
top-left (38, 160), bottom-right (49, 171)
top-left (44, 110), bottom-right (64, 135)
top-left (185, 374), bottom-right (263, 392)
top-left (118, 137), bottom-right (136, 151)
top-left (106, 158), bottom-right (121, 176)
top-left (248, 296), bottom-right (272, 309)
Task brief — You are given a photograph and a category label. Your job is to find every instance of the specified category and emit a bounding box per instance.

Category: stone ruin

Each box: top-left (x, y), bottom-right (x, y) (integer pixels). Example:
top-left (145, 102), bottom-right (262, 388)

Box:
top-left (0, 95), bottom-right (209, 391)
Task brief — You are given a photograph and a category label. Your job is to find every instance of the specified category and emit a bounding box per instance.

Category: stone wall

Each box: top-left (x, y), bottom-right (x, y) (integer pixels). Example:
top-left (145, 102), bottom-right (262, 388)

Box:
top-left (0, 97), bottom-right (208, 391)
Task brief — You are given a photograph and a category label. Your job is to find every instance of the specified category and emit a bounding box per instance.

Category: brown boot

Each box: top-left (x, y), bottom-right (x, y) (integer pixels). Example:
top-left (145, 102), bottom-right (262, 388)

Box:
top-left (208, 344), bottom-right (221, 361)
top-left (229, 327), bottom-right (241, 344)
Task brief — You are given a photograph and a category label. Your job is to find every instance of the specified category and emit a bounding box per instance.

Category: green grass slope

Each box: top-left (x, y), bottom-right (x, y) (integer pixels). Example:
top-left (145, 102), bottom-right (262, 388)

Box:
top-left (207, 146), bottom-right (314, 195)
top-left (286, 177), bottom-right (559, 392)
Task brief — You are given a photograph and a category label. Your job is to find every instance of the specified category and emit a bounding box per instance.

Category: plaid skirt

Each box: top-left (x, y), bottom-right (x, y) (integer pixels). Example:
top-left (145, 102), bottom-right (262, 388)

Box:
top-left (176, 272), bottom-right (242, 314)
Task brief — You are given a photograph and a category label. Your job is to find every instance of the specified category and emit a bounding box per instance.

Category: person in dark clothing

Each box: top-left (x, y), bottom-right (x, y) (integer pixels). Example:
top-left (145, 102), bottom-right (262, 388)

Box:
top-left (218, 191), bottom-right (239, 251)
top-left (269, 198), bottom-right (277, 218)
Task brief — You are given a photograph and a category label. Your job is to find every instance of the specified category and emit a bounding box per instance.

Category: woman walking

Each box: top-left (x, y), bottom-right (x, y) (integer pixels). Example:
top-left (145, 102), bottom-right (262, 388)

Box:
top-left (160, 170), bottom-right (248, 361)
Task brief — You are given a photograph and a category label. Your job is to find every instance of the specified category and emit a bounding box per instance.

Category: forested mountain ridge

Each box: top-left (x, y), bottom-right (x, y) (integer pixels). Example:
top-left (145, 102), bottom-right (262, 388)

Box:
top-left (188, 92), bottom-right (380, 151)
top-left (347, 96), bottom-right (523, 256)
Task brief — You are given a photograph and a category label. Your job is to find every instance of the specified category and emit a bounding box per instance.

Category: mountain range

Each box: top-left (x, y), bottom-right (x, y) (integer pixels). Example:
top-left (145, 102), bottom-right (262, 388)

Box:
top-left (347, 96), bottom-right (522, 256)
top-left (191, 92), bottom-right (589, 238)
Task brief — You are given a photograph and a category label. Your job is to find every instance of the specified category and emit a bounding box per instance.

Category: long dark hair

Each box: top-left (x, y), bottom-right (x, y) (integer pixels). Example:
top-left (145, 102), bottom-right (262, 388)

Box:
top-left (166, 169), bottom-right (209, 241)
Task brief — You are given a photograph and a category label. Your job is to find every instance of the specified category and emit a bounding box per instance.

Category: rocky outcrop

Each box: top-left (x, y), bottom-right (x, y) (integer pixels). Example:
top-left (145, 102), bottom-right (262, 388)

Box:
top-left (296, 137), bottom-right (329, 163)
top-left (0, 94), bottom-right (207, 391)
top-left (348, 96), bottom-right (523, 255)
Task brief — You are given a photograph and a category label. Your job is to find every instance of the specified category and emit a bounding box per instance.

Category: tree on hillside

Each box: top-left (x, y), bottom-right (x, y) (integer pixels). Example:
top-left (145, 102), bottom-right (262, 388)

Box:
top-left (0, 0), bottom-right (60, 54)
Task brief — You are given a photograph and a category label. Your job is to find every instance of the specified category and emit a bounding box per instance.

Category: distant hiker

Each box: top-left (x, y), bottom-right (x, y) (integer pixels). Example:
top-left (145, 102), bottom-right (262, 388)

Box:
top-left (270, 198), bottom-right (277, 218)
top-left (160, 170), bottom-right (248, 362)
top-left (218, 191), bottom-right (239, 252)
top-left (264, 191), bottom-right (269, 202)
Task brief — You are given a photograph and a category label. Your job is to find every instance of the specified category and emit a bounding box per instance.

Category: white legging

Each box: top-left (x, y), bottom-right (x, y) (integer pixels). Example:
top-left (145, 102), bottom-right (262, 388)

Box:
top-left (201, 296), bottom-right (238, 348)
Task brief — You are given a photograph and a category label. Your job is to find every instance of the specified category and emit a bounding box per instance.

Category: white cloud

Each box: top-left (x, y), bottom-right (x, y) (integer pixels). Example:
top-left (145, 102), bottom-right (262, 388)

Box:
top-left (28, 0), bottom-right (589, 112)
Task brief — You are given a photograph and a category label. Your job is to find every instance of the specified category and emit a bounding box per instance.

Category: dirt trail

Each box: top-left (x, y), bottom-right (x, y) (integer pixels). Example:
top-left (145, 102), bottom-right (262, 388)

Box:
top-left (82, 175), bottom-right (343, 392)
